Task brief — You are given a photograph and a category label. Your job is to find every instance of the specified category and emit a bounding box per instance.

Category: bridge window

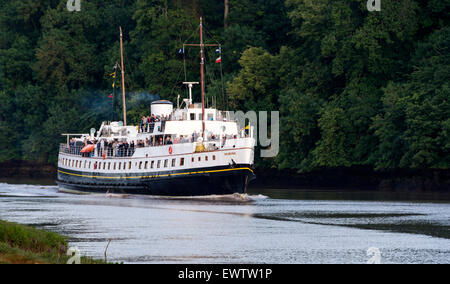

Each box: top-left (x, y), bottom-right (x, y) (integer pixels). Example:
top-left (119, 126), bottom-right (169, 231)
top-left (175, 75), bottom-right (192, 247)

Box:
top-left (128, 161), bottom-right (132, 170)
top-left (157, 160), bottom-right (161, 168)
top-left (164, 159), bottom-right (168, 168)
top-left (151, 161), bottom-right (155, 169)
top-left (139, 161), bottom-right (142, 170)
top-left (172, 159), bottom-right (176, 167)
top-left (180, 158), bottom-right (185, 166)
top-left (205, 156), bottom-right (208, 162)
top-left (213, 155), bottom-right (216, 161)
top-left (145, 161), bottom-right (148, 169)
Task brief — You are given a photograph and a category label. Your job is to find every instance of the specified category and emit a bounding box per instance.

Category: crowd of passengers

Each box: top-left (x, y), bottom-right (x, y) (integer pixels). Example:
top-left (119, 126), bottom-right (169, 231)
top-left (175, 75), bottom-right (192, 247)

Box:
top-left (68, 138), bottom-right (136, 157)
top-left (66, 132), bottom-right (238, 158)
top-left (139, 114), bottom-right (172, 133)
top-left (138, 113), bottom-right (221, 133)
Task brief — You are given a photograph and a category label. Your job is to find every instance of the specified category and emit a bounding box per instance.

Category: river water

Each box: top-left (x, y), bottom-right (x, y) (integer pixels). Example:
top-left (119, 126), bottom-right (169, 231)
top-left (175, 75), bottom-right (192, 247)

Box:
top-left (0, 181), bottom-right (449, 264)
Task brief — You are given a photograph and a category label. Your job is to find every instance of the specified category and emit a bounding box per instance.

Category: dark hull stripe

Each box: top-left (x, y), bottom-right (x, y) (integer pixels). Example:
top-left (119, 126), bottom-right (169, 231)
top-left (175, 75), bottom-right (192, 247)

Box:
top-left (57, 166), bottom-right (254, 179)
top-left (57, 165), bottom-right (255, 196)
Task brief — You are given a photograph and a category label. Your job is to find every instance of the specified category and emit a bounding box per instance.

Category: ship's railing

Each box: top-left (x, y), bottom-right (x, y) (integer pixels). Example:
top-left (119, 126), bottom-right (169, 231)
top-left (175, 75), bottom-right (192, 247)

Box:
top-left (59, 144), bottom-right (135, 158)
top-left (138, 117), bottom-right (238, 134)
top-left (60, 144), bottom-right (82, 156)
top-left (59, 134), bottom-right (246, 158)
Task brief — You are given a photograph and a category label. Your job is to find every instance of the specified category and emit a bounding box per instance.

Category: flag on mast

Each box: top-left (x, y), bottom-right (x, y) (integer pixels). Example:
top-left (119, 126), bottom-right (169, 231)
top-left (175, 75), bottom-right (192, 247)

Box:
top-left (215, 56), bottom-right (222, 63)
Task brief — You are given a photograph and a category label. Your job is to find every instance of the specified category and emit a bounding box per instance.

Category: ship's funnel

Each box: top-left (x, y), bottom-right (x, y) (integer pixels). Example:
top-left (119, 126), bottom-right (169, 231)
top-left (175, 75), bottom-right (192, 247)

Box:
top-left (151, 100), bottom-right (173, 117)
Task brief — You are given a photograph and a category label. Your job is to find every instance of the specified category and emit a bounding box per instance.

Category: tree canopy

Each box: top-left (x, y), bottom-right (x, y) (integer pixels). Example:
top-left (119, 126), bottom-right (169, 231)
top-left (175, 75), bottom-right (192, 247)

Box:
top-left (0, 0), bottom-right (448, 171)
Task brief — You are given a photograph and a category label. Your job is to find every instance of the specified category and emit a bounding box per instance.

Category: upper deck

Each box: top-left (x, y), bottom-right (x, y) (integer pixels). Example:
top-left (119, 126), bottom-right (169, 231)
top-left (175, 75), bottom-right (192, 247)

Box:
top-left (59, 100), bottom-right (254, 162)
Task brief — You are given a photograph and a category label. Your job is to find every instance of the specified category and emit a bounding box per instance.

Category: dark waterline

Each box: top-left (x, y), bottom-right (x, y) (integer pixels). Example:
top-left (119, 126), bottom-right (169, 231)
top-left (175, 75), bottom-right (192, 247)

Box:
top-left (2, 177), bottom-right (450, 202)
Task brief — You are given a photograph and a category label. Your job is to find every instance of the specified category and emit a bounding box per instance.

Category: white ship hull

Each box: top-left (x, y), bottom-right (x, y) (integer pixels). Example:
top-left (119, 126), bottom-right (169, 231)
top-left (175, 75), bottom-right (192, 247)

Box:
top-left (57, 138), bottom-right (255, 196)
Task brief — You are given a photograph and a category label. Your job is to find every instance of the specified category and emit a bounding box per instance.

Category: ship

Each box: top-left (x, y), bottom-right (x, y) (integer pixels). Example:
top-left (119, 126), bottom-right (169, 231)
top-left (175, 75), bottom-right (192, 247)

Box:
top-left (56, 18), bottom-right (256, 196)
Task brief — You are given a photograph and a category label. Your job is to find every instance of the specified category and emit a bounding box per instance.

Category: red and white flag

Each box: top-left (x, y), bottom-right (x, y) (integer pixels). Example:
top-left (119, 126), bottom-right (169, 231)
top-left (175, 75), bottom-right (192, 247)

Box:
top-left (215, 57), bottom-right (222, 63)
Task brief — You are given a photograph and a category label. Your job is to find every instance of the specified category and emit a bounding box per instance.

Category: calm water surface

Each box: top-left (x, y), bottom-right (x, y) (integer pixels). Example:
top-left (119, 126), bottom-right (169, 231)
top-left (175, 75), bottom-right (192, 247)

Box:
top-left (0, 181), bottom-right (449, 264)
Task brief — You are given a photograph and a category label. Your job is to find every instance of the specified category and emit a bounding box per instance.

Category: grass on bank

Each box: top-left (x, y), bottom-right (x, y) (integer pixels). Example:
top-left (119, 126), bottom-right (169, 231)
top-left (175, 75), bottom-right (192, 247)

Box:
top-left (0, 220), bottom-right (105, 264)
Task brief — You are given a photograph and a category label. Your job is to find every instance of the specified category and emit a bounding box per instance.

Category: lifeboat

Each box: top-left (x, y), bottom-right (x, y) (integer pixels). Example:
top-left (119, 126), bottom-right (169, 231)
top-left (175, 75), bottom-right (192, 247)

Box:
top-left (80, 144), bottom-right (95, 153)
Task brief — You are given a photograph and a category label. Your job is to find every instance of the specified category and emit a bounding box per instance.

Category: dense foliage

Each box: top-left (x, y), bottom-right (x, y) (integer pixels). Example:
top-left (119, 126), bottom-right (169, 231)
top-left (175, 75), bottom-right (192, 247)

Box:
top-left (0, 0), bottom-right (448, 171)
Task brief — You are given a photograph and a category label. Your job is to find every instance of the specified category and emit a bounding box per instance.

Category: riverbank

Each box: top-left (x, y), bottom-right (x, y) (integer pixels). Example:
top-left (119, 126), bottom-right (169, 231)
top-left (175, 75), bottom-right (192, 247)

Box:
top-left (0, 160), bottom-right (449, 192)
top-left (252, 166), bottom-right (450, 192)
top-left (0, 160), bottom-right (56, 179)
top-left (0, 220), bottom-right (106, 264)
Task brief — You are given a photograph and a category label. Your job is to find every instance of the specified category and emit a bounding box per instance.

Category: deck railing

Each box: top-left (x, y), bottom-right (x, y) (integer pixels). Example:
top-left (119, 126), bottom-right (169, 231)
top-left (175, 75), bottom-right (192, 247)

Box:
top-left (59, 135), bottom-right (243, 159)
top-left (59, 144), bottom-right (135, 158)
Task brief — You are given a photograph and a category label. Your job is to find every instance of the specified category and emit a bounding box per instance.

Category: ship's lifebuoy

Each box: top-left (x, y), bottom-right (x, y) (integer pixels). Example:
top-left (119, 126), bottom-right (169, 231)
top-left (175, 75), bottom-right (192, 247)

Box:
top-left (169, 146), bottom-right (173, 155)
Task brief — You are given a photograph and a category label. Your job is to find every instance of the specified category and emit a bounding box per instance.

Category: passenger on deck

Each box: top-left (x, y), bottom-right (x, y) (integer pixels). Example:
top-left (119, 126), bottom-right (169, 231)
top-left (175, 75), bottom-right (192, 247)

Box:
top-left (130, 141), bottom-right (135, 154)
top-left (146, 115), bottom-right (151, 131)
top-left (124, 141), bottom-right (129, 157)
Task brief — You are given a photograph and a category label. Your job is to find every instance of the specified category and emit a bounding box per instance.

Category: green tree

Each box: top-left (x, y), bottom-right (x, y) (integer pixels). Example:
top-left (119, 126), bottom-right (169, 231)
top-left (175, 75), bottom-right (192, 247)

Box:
top-left (131, 0), bottom-right (198, 101)
top-left (227, 47), bottom-right (279, 111)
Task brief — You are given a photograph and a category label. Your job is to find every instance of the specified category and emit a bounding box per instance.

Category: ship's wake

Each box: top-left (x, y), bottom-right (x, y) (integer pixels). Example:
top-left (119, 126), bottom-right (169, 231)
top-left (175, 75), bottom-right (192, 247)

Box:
top-left (103, 192), bottom-right (269, 203)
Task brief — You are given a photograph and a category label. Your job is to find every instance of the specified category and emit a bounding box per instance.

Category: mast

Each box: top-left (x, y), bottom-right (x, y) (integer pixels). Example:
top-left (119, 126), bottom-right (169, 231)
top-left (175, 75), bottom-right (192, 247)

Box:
top-left (184, 18), bottom-right (220, 139)
top-left (120, 26), bottom-right (127, 126)
top-left (200, 17), bottom-right (205, 139)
